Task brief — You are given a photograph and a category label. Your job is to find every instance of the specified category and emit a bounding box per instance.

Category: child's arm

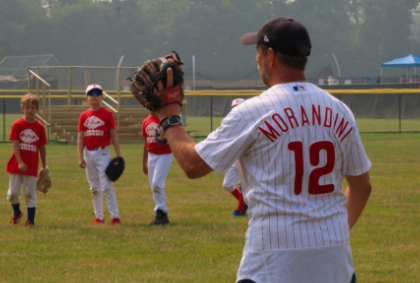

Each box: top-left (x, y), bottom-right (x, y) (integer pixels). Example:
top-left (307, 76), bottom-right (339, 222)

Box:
top-left (143, 138), bottom-right (148, 175)
top-left (77, 131), bottom-right (86, 169)
top-left (12, 140), bottom-right (27, 172)
top-left (39, 144), bottom-right (47, 169)
top-left (110, 128), bottom-right (121, 157)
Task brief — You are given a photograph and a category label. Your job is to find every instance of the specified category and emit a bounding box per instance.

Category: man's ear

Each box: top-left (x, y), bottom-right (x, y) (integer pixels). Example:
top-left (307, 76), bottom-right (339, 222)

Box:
top-left (268, 47), bottom-right (276, 68)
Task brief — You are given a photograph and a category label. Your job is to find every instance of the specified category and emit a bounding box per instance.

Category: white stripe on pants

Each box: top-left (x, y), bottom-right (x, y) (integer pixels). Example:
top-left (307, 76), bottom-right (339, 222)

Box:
top-left (147, 152), bottom-right (173, 213)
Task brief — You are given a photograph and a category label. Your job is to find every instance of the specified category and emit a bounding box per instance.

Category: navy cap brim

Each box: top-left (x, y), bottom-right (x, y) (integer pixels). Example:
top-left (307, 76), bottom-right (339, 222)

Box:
top-left (240, 32), bottom-right (259, 45)
top-left (86, 88), bottom-right (103, 95)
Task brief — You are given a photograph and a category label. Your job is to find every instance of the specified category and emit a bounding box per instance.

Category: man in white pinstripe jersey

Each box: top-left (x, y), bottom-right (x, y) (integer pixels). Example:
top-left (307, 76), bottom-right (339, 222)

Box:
top-left (154, 17), bottom-right (372, 283)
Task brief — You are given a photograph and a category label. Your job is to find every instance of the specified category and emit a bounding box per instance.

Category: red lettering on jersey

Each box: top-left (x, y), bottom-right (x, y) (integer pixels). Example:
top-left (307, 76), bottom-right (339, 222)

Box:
top-left (340, 127), bottom-right (354, 142)
top-left (258, 121), bottom-right (280, 142)
top-left (258, 106), bottom-right (353, 143)
top-left (333, 113), bottom-right (339, 128)
top-left (312, 105), bottom-right (321, 125)
top-left (272, 113), bottom-right (289, 132)
top-left (323, 107), bottom-right (332, 128)
top-left (335, 117), bottom-right (350, 138)
top-left (284, 107), bottom-right (299, 129)
top-left (300, 105), bottom-right (310, 126)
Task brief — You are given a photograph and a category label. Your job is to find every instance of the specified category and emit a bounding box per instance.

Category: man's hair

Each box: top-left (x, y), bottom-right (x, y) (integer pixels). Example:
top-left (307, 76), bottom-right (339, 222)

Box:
top-left (258, 44), bottom-right (307, 71)
top-left (21, 93), bottom-right (39, 109)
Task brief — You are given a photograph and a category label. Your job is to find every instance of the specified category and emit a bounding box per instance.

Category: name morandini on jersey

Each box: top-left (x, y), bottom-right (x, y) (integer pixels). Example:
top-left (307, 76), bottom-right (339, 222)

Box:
top-left (258, 105), bottom-right (354, 142)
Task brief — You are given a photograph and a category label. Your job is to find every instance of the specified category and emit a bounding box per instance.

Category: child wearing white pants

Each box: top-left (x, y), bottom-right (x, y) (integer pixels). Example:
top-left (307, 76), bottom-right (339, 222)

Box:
top-left (142, 111), bottom-right (173, 225)
top-left (77, 84), bottom-right (122, 225)
top-left (147, 152), bottom-right (173, 214)
top-left (84, 146), bottom-right (120, 221)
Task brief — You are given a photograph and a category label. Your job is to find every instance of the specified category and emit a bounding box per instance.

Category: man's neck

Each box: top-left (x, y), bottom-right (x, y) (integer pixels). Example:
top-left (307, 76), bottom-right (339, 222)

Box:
top-left (270, 68), bottom-right (306, 86)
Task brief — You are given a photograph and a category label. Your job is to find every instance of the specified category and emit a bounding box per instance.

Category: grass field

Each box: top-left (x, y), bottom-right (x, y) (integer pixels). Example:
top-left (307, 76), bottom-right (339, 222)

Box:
top-left (1, 114), bottom-right (420, 143)
top-left (0, 132), bottom-right (419, 282)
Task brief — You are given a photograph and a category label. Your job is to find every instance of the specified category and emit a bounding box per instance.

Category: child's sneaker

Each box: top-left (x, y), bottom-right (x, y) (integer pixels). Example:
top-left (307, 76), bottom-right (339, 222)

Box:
top-left (92, 218), bottom-right (105, 224)
top-left (111, 218), bottom-right (121, 225)
top-left (150, 209), bottom-right (169, 225)
top-left (10, 211), bottom-right (23, 225)
top-left (24, 220), bottom-right (35, 227)
top-left (231, 205), bottom-right (248, 217)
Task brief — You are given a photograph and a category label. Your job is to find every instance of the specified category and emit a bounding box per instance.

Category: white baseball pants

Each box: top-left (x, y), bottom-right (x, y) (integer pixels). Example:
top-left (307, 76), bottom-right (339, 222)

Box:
top-left (84, 147), bottom-right (119, 220)
top-left (223, 163), bottom-right (240, 192)
top-left (7, 173), bottom-right (37, 207)
top-left (147, 152), bottom-right (173, 213)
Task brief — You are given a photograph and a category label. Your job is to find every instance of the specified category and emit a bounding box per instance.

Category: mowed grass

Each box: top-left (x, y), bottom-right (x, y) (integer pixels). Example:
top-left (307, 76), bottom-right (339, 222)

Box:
top-left (0, 133), bottom-right (419, 282)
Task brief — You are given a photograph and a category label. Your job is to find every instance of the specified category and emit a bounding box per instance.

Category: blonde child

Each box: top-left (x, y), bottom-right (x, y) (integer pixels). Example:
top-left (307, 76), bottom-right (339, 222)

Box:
top-left (6, 93), bottom-right (47, 227)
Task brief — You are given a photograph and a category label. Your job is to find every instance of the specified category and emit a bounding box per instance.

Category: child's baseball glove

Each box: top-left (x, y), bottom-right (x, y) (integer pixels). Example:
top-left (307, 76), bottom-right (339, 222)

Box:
top-left (105, 156), bottom-right (125, 182)
top-left (36, 167), bottom-right (51, 194)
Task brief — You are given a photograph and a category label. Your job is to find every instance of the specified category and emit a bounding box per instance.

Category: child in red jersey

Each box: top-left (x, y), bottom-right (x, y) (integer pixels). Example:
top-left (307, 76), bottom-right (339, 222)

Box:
top-left (142, 111), bottom-right (173, 225)
top-left (77, 84), bottom-right (122, 225)
top-left (6, 93), bottom-right (48, 227)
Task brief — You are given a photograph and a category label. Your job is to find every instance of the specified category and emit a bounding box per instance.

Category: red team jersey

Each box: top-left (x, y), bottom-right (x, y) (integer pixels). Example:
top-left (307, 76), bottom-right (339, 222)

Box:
top-left (78, 107), bottom-right (116, 147)
top-left (142, 115), bottom-right (172, 155)
top-left (6, 118), bottom-right (47, 177)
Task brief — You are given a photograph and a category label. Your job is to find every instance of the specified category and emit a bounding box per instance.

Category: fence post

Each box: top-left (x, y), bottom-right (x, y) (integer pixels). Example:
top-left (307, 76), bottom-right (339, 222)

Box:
top-left (210, 96), bottom-right (213, 132)
top-left (3, 99), bottom-right (5, 142)
top-left (399, 94), bottom-right (401, 133)
top-left (117, 67), bottom-right (122, 127)
top-left (68, 67), bottom-right (72, 108)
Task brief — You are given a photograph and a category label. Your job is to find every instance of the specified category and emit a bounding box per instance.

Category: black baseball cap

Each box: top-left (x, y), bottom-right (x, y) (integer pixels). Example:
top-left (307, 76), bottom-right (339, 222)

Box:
top-left (240, 17), bottom-right (311, 57)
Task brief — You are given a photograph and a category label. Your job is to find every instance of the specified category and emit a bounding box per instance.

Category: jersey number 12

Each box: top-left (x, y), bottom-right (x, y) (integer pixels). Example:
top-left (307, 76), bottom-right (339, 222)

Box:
top-left (288, 141), bottom-right (335, 195)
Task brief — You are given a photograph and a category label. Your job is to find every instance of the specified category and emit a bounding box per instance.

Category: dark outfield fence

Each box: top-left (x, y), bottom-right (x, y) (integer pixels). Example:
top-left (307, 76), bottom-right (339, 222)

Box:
top-left (183, 82), bottom-right (420, 136)
top-left (1, 85), bottom-right (420, 143)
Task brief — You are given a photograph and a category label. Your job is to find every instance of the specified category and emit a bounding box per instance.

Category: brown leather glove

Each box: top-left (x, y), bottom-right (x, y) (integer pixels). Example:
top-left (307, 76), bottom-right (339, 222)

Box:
top-left (129, 51), bottom-right (184, 111)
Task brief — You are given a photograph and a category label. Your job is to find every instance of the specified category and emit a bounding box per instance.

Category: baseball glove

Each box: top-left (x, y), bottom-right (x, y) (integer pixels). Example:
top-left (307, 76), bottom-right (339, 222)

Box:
top-left (36, 167), bottom-right (51, 194)
top-left (105, 156), bottom-right (125, 182)
top-left (155, 125), bottom-right (168, 145)
top-left (128, 51), bottom-right (184, 111)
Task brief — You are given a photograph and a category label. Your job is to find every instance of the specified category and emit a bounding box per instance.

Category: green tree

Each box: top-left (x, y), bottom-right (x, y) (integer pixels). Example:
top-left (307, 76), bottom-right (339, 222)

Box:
top-left (0, 0), bottom-right (51, 59)
top-left (169, 0), bottom-right (273, 80)
top-left (345, 0), bottom-right (419, 75)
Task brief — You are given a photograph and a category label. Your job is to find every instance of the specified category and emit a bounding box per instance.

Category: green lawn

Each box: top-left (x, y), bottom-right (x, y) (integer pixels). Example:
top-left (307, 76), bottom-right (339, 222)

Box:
top-left (1, 114), bottom-right (420, 143)
top-left (0, 133), bottom-right (419, 282)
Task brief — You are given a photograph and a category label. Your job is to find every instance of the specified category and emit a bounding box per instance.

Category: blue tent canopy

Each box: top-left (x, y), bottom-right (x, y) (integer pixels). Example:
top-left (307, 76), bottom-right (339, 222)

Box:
top-left (380, 54), bottom-right (420, 80)
top-left (381, 54), bottom-right (420, 67)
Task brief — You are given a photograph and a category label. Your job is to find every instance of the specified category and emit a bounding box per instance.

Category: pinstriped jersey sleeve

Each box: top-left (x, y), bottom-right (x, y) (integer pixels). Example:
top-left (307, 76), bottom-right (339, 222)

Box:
top-left (344, 124), bottom-right (371, 176)
top-left (195, 107), bottom-right (257, 174)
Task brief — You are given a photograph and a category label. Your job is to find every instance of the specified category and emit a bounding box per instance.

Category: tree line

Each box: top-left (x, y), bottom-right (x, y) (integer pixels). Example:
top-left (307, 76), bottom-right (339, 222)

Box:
top-left (1, 0), bottom-right (419, 81)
